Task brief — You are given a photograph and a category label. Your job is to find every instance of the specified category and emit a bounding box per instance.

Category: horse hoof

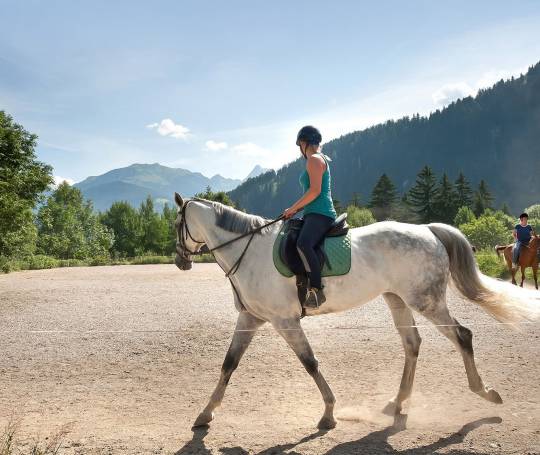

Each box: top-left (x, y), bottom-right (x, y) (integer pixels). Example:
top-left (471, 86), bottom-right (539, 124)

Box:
top-left (486, 389), bottom-right (503, 404)
top-left (193, 411), bottom-right (214, 427)
top-left (382, 399), bottom-right (402, 416)
top-left (317, 416), bottom-right (337, 430)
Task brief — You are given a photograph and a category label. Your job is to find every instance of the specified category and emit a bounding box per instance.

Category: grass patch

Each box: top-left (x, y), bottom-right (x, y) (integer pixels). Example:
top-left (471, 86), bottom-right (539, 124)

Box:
top-left (1, 253), bottom-right (217, 273)
top-left (475, 250), bottom-right (509, 279)
top-left (1, 417), bottom-right (72, 455)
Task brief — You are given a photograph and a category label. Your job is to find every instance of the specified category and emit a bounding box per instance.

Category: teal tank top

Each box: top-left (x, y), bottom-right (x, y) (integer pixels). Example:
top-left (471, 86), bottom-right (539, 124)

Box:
top-left (299, 154), bottom-right (337, 219)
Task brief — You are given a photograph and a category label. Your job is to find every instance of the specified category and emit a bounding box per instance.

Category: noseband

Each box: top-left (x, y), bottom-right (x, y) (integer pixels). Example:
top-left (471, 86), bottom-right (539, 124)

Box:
top-left (176, 200), bottom-right (207, 262)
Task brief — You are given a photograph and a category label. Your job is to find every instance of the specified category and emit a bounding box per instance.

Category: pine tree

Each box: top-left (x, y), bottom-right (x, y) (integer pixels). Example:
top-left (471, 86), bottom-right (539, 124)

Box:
top-left (332, 198), bottom-right (343, 215)
top-left (408, 166), bottom-right (439, 223)
top-left (349, 192), bottom-right (362, 208)
top-left (434, 173), bottom-right (457, 223)
top-left (473, 180), bottom-right (494, 216)
top-left (454, 172), bottom-right (473, 209)
top-left (369, 174), bottom-right (397, 220)
top-left (501, 203), bottom-right (512, 216)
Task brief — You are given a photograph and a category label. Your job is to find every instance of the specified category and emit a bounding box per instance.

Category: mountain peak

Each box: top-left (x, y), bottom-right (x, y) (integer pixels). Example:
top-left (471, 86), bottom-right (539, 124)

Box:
top-left (243, 164), bottom-right (272, 182)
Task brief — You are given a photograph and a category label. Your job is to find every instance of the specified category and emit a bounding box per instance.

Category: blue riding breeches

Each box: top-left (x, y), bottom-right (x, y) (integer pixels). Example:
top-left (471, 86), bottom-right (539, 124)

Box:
top-left (512, 240), bottom-right (528, 264)
top-left (296, 213), bottom-right (334, 289)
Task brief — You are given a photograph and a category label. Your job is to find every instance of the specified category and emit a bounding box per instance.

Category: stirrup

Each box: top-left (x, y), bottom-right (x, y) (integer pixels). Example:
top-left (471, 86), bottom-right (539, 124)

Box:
top-left (304, 287), bottom-right (326, 309)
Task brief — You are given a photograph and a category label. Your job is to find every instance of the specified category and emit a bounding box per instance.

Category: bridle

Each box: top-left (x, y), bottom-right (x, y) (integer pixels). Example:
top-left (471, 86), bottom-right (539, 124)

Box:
top-left (176, 199), bottom-right (284, 277)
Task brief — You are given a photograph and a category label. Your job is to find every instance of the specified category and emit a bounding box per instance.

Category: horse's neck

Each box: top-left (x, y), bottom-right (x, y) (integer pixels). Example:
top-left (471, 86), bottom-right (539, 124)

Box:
top-left (191, 207), bottom-right (250, 270)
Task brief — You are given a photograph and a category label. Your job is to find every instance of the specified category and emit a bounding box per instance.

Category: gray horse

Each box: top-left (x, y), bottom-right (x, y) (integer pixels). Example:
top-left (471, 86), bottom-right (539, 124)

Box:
top-left (174, 194), bottom-right (538, 429)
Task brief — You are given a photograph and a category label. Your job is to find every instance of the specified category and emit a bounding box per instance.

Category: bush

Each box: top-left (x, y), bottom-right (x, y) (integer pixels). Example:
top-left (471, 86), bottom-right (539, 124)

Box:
top-left (26, 254), bottom-right (60, 270)
top-left (454, 206), bottom-right (476, 227)
top-left (475, 250), bottom-right (508, 278)
top-left (346, 206), bottom-right (376, 227)
top-left (459, 214), bottom-right (512, 250)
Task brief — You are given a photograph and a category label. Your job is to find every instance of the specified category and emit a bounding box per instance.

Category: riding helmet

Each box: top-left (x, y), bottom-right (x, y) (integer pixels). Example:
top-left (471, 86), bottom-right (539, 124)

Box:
top-left (296, 125), bottom-right (322, 146)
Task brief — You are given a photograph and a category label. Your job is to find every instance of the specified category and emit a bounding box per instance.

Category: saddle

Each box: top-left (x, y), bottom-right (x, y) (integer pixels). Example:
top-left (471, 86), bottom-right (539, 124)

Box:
top-left (280, 213), bottom-right (349, 272)
top-left (272, 213), bottom-right (351, 308)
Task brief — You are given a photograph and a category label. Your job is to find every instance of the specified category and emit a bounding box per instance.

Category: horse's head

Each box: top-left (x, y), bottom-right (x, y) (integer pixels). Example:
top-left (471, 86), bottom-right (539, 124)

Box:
top-left (174, 192), bottom-right (208, 271)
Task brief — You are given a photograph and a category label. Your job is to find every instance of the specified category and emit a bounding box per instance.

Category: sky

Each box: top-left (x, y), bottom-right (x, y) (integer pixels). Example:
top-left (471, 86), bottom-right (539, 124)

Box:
top-left (1, 1), bottom-right (540, 184)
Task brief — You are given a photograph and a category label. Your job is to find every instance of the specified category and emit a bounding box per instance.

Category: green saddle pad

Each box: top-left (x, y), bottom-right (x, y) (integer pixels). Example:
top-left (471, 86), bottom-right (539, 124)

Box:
top-left (272, 223), bottom-right (352, 278)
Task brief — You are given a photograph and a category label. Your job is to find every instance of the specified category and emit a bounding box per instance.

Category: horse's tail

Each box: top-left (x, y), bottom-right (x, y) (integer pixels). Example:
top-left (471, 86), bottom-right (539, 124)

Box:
top-left (428, 223), bottom-right (539, 326)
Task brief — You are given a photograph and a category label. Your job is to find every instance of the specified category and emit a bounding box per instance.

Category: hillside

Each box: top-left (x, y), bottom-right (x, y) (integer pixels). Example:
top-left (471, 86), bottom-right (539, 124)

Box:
top-left (229, 62), bottom-right (540, 217)
top-left (75, 163), bottom-right (242, 211)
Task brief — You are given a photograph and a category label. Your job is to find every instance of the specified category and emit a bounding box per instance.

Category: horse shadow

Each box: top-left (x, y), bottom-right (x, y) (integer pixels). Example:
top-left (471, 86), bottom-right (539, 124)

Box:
top-left (174, 415), bottom-right (502, 455)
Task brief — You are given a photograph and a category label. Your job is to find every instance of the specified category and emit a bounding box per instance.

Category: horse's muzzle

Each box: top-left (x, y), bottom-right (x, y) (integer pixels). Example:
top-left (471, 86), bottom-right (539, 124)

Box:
top-left (175, 254), bottom-right (193, 271)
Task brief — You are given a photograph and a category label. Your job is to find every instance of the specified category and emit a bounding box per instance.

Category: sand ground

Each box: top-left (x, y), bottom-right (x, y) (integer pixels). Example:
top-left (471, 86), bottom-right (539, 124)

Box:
top-left (0, 264), bottom-right (538, 454)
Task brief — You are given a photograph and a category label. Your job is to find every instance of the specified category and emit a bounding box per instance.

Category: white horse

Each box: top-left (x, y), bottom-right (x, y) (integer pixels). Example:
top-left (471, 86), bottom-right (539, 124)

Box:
top-left (173, 193), bottom-right (538, 429)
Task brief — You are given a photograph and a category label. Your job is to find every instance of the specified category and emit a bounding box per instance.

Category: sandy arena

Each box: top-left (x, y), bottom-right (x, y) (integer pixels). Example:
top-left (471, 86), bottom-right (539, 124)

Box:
top-left (0, 264), bottom-right (538, 454)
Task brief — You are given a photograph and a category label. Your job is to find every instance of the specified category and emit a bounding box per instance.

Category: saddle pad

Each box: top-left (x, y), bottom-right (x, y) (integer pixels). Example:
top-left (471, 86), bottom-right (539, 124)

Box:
top-left (272, 223), bottom-right (352, 278)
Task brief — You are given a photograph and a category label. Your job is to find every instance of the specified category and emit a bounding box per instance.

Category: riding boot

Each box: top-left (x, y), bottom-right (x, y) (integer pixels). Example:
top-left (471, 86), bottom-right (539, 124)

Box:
top-left (304, 286), bottom-right (326, 309)
top-left (296, 274), bottom-right (309, 304)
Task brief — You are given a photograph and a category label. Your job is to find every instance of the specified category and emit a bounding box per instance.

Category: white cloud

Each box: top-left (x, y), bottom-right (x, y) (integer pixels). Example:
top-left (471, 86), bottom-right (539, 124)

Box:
top-left (476, 67), bottom-right (528, 89)
top-left (204, 140), bottom-right (228, 151)
top-left (431, 65), bottom-right (529, 108)
top-left (147, 118), bottom-right (190, 139)
top-left (231, 142), bottom-right (270, 157)
top-left (53, 175), bottom-right (75, 186)
top-left (432, 82), bottom-right (475, 107)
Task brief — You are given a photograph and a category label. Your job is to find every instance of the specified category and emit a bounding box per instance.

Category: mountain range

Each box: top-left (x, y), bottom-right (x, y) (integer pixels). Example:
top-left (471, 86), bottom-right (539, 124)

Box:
top-left (230, 61), bottom-right (540, 217)
top-left (74, 163), bottom-right (269, 211)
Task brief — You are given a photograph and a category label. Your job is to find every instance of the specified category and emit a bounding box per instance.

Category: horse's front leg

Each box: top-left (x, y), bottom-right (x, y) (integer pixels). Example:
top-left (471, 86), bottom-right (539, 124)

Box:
top-left (533, 265), bottom-right (538, 290)
top-left (273, 318), bottom-right (337, 429)
top-left (193, 311), bottom-right (265, 427)
top-left (520, 266), bottom-right (526, 287)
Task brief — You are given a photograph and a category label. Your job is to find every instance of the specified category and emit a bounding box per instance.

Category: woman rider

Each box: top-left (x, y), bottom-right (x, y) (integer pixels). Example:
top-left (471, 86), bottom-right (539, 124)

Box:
top-left (283, 126), bottom-right (337, 308)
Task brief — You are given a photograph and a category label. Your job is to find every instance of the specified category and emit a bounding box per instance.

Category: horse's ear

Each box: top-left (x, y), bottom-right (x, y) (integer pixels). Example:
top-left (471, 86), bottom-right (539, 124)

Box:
top-left (174, 192), bottom-right (184, 207)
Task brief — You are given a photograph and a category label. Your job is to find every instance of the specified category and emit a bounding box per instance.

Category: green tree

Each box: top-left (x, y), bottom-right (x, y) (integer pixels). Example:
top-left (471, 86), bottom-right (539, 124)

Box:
top-left (161, 203), bottom-right (177, 255)
top-left (454, 172), bottom-right (473, 209)
top-left (433, 173), bottom-right (457, 223)
top-left (346, 205), bottom-right (376, 227)
top-left (195, 186), bottom-right (236, 207)
top-left (139, 196), bottom-right (168, 254)
top-left (349, 192), bottom-right (362, 208)
top-left (524, 204), bottom-right (540, 219)
top-left (408, 166), bottom-right (439, 223)
top-left (332, 198), bottom-right (344, 215)
top-left (501, 203), bottom-right (512, 216)
top-left (473, 180), bottom-right (493, 216)
top-left (0, 111), bottom-right (53, 257)
top-left (524, 204), bottom-right (540, 232)
top-left (101, 201), bottom-right (142, 257)
top-left (454, 206), bottom-right (476, 227)
top-left (459, 214), bottom-right (511, 250)
top-left (36, 182), bottom-right (113, 259)
top-left (369, 173), bottom-right (397, 220)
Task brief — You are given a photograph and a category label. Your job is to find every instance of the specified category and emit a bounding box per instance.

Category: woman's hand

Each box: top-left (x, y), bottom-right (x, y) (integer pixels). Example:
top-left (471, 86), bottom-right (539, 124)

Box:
top-left (283, 207), bottom-right (298, 219)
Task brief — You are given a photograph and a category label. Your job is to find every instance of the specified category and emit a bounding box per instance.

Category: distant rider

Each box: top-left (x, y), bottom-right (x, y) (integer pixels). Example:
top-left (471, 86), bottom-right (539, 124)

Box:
top-left (512, 212), bottom-right (536, 267)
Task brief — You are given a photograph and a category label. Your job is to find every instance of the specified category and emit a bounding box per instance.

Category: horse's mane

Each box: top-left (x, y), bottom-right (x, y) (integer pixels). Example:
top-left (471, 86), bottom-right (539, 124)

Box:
top-left (193, 198), bottom-right (272, 235)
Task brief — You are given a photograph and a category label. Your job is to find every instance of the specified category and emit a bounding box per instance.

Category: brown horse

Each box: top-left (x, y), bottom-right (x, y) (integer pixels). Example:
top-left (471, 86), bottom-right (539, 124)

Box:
top-left (496, 235), bottom-right (539, 289)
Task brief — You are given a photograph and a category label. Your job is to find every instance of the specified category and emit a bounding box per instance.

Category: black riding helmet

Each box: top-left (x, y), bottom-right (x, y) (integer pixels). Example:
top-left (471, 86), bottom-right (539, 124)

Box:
top-left (296, 126), bottom-right (322, 159)
top-left (296, 125), bottom-right (322, 146)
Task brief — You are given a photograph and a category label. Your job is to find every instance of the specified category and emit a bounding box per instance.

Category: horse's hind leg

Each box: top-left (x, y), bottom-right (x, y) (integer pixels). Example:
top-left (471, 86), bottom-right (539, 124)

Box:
top-left (383, 292), bottom-right (422, 415)
top-left (193, 311), bottom-right (265, 427)
top-left (273, 318), bottom-right (336, 429)
top-left (419, 301), bottom-right (503, 405)
top-left (533, 265), bottom-right (538, 290)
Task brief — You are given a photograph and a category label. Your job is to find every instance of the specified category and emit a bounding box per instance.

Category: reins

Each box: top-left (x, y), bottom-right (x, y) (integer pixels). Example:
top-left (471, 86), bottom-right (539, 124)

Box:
top-left (178, 200), bottom-right (285, 277)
